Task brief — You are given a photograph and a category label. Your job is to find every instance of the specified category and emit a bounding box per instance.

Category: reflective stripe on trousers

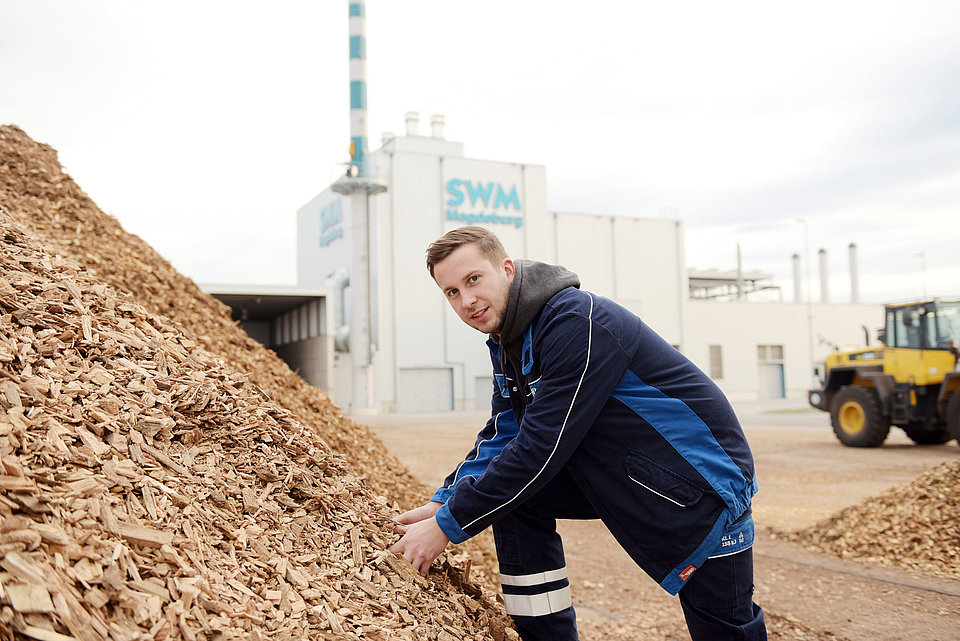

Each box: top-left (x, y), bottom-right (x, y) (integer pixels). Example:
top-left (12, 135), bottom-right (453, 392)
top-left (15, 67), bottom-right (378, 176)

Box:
top-left (500, 567), bottom-right (572, 618)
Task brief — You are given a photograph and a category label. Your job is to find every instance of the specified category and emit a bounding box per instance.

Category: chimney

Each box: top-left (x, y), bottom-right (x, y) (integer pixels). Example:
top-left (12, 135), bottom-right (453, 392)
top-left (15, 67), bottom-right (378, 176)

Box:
top-left (405, 111), bottom-right (420, 136)
top-left (818, 248), bottom-right (829, 302)
top-left (792, 253), bottom-right (802, 302)
top-left (849, 242), bottom-right (860, 303)
top-left (348, 1), bottom-right (370, 176)
top-left (430, 114), bottom-right (445, 139)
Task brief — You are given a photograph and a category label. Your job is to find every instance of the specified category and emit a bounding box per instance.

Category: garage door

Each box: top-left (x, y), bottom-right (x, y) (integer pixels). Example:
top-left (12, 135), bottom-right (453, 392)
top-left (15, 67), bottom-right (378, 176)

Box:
top-left (474, 376), bottom-right (494, 411)
top-left (397, 367), bottom-right (454, 412)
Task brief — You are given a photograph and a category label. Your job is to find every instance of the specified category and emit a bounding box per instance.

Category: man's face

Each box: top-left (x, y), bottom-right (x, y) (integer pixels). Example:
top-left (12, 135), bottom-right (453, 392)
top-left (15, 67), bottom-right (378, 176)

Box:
top-left (433, 243), bottom-right (515, 334)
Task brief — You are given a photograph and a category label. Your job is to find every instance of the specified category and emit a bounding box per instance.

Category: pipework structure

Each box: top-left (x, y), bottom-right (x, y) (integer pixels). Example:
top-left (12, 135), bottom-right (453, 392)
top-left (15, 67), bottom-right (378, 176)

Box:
top-left (332, 0), bottom-right (386, 414)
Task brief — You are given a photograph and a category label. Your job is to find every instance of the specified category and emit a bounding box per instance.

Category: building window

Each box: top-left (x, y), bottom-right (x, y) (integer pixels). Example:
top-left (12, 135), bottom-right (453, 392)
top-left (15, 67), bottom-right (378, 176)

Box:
top-left (757, 344), bottom-right (784, 363)
top-left (709, 345), bottom-right (723, 379)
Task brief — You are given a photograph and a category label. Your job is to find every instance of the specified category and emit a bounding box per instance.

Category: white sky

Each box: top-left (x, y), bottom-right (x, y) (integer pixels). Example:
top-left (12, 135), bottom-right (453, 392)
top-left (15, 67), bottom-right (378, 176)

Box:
top-left (3, 0), bottom-right (959, 304)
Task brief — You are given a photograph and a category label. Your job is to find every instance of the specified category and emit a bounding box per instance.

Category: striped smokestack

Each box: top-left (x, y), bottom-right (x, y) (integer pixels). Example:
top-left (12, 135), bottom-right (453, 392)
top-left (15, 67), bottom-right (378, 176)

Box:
top-left (333, 0), bottom-right (386, 413)
top-left (349, 1), bottom-right (370, 176)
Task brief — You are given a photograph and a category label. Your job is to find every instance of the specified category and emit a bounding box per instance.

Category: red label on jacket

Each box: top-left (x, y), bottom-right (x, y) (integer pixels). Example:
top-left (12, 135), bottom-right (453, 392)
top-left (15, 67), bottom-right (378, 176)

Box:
top-left (679, 565), bottom-right (697, 581)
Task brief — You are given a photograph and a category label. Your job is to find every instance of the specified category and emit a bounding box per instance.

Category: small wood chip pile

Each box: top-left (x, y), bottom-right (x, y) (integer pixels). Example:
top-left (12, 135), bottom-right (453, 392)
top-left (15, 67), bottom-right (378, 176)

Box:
top-left (0, 127), bottom-right (514, 640)
top-left (791, 459), bottom-right (960, 578)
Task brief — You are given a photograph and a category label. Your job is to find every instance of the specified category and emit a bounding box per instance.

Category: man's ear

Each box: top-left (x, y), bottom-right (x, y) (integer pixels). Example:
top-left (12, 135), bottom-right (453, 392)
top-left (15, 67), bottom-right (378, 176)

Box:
top-left (503, 258), bottom-right (515, 282)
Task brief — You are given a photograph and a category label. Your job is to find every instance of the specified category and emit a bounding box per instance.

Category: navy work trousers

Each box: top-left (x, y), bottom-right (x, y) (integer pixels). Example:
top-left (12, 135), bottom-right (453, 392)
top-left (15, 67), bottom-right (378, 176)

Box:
top-left (490, 468), bottom-right (766, 641)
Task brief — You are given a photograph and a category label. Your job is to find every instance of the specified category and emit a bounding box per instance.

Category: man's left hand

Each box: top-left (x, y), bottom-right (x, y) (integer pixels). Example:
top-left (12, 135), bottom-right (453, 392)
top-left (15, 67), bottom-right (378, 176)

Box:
top-left (389, 516), bottom-right (449, 576)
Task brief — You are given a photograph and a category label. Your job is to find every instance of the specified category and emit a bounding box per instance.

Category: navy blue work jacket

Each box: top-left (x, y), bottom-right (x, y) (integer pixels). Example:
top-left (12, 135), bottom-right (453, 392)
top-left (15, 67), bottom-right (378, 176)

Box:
top-left (432, 287), bottom-right (758, 594)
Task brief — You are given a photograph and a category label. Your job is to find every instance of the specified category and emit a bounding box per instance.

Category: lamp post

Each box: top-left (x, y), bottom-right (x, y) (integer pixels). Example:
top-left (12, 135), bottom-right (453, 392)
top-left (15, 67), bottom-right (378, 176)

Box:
top-left (797, 218), bottom-right (816, 387)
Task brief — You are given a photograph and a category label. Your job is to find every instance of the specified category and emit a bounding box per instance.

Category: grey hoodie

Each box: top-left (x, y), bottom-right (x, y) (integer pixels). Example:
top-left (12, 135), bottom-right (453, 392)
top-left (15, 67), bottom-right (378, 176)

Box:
top-left (495, 259), bottom-right (580, 392)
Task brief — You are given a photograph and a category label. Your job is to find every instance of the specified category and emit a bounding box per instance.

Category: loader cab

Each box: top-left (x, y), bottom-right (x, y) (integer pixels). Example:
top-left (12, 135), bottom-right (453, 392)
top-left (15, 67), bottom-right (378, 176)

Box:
top-left (883, 301), bottom-right (960, 386)
top-left (885, 301), bottom-right (959, 350)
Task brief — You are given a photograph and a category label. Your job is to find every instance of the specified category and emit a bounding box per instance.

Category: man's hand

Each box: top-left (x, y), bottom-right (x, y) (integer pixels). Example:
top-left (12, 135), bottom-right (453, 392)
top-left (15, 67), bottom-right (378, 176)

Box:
top-left (389, 502), bottom-right (449, 576)
top-left (394, 501), bottom-right (443, 533)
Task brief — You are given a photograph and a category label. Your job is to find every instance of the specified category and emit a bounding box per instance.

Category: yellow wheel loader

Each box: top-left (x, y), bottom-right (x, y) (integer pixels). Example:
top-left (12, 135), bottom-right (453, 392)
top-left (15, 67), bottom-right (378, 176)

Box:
top-left (808, 300), bottom-right (960, 447)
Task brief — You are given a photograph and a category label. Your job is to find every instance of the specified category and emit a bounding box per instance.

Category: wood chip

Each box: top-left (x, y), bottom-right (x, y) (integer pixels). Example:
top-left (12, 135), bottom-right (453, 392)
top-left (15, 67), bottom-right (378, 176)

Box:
top-left (1, 551), bottom-right (45, 584)
top-left (117, 523), bottom-right (174, 548)
top-left (6, 582), bottom-right (55, 613)
top-left (18, 625), bottom-right (80, 641)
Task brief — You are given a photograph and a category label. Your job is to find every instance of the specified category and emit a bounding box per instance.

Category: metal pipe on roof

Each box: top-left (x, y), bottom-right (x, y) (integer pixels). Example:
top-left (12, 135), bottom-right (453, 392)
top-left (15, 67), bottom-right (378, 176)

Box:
top-left (849, 242), bottom-right (860, 303)
top-left (431, 114), bottom-right (445, 139)
top-left (405, 111), bottom-right (419, 136)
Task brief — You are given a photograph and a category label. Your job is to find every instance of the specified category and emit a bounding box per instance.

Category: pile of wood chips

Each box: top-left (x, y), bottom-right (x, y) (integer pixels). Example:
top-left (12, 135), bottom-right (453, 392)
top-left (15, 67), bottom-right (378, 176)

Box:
top-left (792, 459), bottom-right (960, 578)
top-left (0, 126), bottom-right (513, 640)
top-left (0, 125), bottom-right (423, 509)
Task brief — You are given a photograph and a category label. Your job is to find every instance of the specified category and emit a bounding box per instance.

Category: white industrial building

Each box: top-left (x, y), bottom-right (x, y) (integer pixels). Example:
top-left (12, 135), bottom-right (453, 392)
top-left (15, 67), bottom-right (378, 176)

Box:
top-left (251, 112), bottom-right (879, 413)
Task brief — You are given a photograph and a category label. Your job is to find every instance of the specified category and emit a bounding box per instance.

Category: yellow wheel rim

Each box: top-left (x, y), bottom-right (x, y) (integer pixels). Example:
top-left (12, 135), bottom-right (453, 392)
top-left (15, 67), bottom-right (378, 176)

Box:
top-left (839, 401), bottom-right (865, 435)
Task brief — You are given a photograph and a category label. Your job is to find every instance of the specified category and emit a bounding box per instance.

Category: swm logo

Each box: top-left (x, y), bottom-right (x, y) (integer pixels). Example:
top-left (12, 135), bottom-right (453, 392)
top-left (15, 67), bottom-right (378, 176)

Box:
top-left (445, 178), bottom-right (524, 228)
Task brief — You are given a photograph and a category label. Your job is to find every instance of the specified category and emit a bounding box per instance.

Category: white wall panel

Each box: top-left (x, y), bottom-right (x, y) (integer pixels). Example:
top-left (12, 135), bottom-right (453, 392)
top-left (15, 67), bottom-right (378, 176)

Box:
top-left (297, 191), bottom-right (351, 288)
top-left (391, 152), bottom-right (448, 373)
top-left (396, 368), bottom-right (453, 412)
top-left (612, 217), bottom-right (685, 345)
top-left (555, 213), bottom-right (615, 298)
top-left (520, 165), bottom-right (553, 262)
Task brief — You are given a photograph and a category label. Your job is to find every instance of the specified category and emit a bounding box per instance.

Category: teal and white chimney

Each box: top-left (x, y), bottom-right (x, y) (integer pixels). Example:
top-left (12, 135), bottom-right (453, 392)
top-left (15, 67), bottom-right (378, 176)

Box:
top-left (348, 1), bottom-right (370, 176)
top-left (333, 0), bottom-right (386, 414)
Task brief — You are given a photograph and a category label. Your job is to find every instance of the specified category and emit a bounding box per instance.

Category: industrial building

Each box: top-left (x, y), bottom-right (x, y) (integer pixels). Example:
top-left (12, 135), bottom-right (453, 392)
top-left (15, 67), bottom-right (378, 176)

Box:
top-left (258, 112), bottom-right (878, 413)
top-left (201, 2), bottom-right (880, 414)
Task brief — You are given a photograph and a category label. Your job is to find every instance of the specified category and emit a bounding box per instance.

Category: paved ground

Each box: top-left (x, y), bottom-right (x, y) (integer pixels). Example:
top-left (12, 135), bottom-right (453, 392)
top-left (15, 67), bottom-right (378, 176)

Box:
top-left (357, 398), bottom-right (960, 640)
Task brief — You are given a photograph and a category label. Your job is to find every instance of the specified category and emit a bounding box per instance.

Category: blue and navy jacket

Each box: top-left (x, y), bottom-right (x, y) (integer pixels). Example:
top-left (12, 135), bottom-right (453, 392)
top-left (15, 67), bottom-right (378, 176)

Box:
top-left (431, 286), bottom-right (758, 594)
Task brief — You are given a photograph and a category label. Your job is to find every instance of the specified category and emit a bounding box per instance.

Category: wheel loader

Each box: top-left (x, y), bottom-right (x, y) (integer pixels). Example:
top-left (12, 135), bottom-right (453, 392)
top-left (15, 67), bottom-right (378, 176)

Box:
top-left (808, 300), bottom-right (960, 447)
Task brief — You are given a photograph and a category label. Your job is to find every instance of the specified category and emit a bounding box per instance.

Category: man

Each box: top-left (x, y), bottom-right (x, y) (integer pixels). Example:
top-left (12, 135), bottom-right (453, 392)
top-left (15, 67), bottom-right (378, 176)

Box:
top-left (390, 226), bottom-right (766, 640)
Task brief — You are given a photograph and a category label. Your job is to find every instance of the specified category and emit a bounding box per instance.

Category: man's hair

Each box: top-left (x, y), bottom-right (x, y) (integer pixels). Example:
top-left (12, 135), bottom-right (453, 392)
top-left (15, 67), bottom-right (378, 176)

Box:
top-left (425, 226), bottom-right (508, 277)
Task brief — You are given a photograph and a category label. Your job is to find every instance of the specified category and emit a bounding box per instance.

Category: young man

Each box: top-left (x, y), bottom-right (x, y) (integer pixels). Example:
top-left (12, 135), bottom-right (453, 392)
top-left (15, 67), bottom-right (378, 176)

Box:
top-left (390, 226), bottom-right (766, 640)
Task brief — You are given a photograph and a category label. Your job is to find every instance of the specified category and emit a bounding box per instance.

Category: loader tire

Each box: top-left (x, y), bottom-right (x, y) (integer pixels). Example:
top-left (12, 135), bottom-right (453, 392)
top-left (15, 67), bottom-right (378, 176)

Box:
top-left (946, 392), bottom-right (960, 448)
top-left (830, 386), bottom-right (889, 447)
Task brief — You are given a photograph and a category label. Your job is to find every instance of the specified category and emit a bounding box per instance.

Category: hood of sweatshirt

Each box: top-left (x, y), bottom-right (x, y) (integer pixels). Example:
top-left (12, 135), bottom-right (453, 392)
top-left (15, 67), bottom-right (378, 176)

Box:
top-left (496, 259), bottom-right (580, 360)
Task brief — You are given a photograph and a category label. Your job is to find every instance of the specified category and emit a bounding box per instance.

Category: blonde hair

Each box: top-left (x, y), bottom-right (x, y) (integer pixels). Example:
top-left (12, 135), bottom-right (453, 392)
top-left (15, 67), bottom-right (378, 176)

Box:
top-left (425, 226), bottom-right (508, 277)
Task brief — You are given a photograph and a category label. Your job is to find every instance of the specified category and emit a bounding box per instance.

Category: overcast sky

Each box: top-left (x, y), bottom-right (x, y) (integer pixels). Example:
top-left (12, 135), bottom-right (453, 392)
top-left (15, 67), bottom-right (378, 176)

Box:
top-left (3, 0), bottom-right (959, 304)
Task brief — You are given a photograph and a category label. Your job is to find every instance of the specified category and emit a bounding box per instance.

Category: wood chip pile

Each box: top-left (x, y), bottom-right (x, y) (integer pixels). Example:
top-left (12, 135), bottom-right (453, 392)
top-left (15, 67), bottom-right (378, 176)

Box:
top-left (792, 459), bottom-right (960, 578)
top-left (0, 124), bottom-right (420, 507)
top-left (0, 127), bottom-right (513, 639)
top-left (0, 122), bottom-right (498, 572)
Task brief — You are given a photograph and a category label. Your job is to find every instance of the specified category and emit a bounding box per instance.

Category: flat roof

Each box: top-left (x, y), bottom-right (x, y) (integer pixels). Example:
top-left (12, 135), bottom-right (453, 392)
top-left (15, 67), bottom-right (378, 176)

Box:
top-left (200, 284), bottom-right (330, 321)
top-left (687, 268), bottom-right (774, 284)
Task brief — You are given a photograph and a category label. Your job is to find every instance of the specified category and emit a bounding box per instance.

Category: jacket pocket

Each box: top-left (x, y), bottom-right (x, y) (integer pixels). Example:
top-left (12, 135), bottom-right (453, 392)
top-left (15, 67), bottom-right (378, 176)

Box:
top-left (623, 450), bottom-right (704, 508)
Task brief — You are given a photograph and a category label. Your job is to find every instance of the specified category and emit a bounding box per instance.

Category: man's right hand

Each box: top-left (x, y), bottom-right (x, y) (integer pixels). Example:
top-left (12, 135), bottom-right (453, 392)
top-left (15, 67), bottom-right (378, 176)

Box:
top-left (394, 501), bottom-right (443, 534)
